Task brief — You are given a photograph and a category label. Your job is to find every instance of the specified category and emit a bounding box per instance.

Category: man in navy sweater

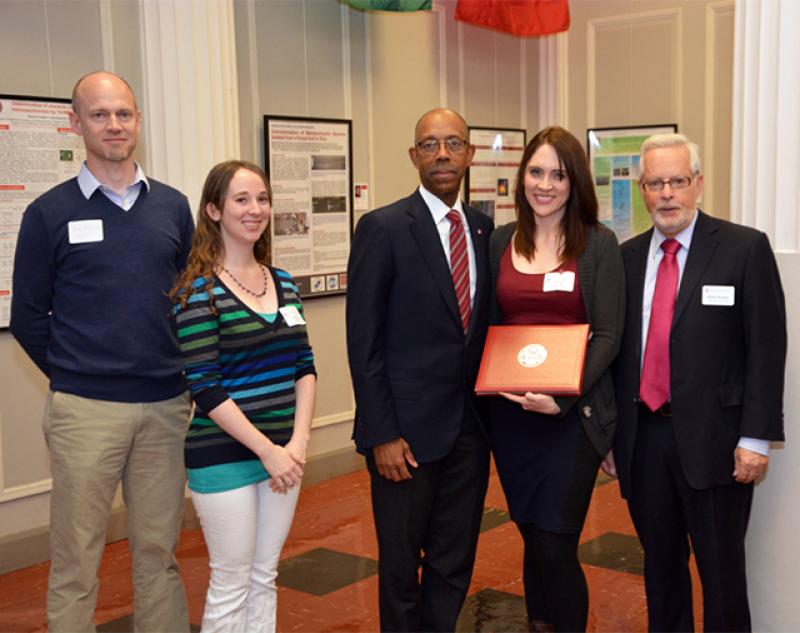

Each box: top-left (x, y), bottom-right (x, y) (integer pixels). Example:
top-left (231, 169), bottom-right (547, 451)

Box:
top-left (10, 72), bottom-right (194, 632)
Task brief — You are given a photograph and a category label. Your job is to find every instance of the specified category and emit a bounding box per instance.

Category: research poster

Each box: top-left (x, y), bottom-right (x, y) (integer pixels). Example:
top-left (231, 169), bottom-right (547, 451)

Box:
top-left (466, 127), bottom-right (526, 227)
top-left (264, 116), bottom-right (353, 298)
top-left (0, 95), bottom-right (85, 328)
top-left (586, 124), bottom-right (677, 241)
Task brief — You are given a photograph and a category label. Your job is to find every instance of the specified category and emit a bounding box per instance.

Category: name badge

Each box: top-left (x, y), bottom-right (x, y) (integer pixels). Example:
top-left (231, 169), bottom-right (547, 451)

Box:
top-left (702, 285), bottom-right (735, 306)
top-left (543, 271), bottom-right (575, 293)
top-left (279, 305), bottom-right (306, 326)
top-left (68, 219), bottom-right (104, 244)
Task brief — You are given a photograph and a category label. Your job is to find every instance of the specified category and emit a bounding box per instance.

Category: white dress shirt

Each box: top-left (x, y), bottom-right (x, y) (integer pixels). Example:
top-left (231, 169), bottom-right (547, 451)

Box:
top-left (418, 185), bottom-right (477, 306)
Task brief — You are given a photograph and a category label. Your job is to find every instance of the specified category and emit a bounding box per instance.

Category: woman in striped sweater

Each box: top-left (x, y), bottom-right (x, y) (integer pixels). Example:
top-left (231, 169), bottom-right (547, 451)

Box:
top-left (170, 160), bottom-right (316, 633)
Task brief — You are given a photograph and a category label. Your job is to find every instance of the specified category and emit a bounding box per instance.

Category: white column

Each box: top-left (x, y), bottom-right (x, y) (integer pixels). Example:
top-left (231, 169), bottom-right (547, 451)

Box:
top-left (139, 0), bottom-right (240, 213)
top-left (537, 32), bottom-right (568, 130)
top-left (731, 2), bottom-right (800, 631)
top-left (731, 0), bottom-right (800, 249)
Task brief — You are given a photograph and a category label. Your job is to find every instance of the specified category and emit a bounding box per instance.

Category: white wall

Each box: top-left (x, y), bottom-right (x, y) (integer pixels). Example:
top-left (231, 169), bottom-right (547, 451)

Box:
top-left (0, 0), bottom-right (542, 541)
top-left (745, 252), bottom-right (800, 631)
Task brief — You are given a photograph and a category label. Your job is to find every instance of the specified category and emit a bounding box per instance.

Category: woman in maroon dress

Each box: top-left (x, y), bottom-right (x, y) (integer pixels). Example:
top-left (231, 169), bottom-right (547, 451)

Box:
top-left (488, 127), bottom-right (625, 632)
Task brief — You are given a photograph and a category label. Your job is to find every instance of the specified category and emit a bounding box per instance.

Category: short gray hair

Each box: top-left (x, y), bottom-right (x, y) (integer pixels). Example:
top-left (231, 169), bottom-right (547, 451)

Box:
top-left (639, 133), bottom-right (702, 178)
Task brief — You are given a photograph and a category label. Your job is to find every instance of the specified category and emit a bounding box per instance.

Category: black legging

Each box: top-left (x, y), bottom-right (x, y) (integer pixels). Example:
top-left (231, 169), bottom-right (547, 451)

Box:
top-left (517, 522), bottom-right (587, 632)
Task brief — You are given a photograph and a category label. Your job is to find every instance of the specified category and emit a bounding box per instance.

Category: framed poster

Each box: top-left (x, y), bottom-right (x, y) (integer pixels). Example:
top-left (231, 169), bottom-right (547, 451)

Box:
top-left (586, 124), bottom-right (677, 241)
top-left (0, 94), bottom-right (85, 328)
top-left (263, 115), bottom-right (353, 298)
top-left (465, 127), bottom-right (526, 226)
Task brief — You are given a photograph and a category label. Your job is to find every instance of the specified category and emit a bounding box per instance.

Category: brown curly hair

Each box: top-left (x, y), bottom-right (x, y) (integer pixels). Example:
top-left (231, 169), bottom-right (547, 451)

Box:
top-left (169, 160), bottom-right (272, 312)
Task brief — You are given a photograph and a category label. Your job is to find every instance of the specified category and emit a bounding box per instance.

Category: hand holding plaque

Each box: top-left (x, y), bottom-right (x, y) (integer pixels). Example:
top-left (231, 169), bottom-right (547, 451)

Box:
top-left (475, 324), bottom-right (590, 396)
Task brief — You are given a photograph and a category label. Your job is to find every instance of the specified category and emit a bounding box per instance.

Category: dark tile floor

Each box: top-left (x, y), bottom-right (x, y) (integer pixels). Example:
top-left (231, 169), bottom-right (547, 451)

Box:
top-left (0, 461), bottom-right (703, 632)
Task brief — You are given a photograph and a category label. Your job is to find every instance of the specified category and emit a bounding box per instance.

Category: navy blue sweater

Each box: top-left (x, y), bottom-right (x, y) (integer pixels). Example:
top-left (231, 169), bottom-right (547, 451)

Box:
top-left (10, 178), bottom-right (194, 402)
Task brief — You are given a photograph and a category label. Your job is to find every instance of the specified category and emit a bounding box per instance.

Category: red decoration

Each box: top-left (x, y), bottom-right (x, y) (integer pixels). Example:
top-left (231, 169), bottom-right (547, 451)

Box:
top-left (455, 0), bottom-right (570, 37)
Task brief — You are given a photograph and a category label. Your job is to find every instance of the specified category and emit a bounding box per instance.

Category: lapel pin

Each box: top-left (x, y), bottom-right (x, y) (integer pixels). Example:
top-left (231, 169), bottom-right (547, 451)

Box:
top-left (477, 228), bottom-right (483, 235)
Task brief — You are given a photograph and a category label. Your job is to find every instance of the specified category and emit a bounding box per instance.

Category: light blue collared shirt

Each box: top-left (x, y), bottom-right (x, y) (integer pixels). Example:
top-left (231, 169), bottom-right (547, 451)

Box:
top-left (641, 210), bottom-right (768, 456)
top-left (418, 185), bottom-right (477, 305)
top-left (77, 162), bottom-right (149, 211)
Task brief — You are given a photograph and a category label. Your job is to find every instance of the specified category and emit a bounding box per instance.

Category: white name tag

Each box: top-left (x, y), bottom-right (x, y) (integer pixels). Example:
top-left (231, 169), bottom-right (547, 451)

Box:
top-left (702, 285), bottom-right (735, 306)
top-left (279, 305), bottom-right (306, 326)
top-left (68, 219), bottom-right (104, 244)
top-left (543, 271), bottom-right (575, 293)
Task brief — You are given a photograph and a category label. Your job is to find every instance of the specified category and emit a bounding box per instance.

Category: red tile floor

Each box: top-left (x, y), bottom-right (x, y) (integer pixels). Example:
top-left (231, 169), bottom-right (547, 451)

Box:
top-left (0, 461), bottom-right (703, 632)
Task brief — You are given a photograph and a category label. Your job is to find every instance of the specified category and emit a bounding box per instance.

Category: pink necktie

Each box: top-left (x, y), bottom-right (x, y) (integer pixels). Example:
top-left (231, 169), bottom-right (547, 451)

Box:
top-left (446, 210), bottom-right (471, 332)
top-left (640, 239), bottom-right (681, 411)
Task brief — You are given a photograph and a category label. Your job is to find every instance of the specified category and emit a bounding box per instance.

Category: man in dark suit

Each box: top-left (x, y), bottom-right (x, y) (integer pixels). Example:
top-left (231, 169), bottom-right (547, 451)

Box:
top-left (346, 108), bottom-right (493, 631)
top-left (611, 133), bottom-right (787, 632)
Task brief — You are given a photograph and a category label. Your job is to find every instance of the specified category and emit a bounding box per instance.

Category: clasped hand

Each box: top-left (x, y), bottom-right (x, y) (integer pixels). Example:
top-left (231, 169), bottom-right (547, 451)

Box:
top-left (261, 442), bottom-right (305, 494)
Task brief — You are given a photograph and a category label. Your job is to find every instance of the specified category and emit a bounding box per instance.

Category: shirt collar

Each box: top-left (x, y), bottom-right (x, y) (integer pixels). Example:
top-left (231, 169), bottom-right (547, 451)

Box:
top-left (418, 184), bottom-right (464, 224)
top-left (77, 161), bottom-right (150, 200)
top-left (650, 208), bottom-right (699, 254)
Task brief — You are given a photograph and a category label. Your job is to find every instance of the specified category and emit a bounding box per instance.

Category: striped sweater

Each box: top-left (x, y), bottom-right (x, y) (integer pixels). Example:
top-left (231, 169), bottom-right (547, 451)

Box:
top-left (174, 267), bottom-right (316, 473)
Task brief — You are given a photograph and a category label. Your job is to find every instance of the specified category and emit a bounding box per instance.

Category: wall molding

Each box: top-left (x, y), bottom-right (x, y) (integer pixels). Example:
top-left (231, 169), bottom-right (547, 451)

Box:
top-left (311, 409), bottom-right (354, 429)
top-left (0, 407), bottom-right (354, 504)
top-left (0, 478), bottom-right (52, 504)
top-left (457, 21), bottom-right (466, 116)
top-left (703, 0), bottom-right (735, 214)
top-left (431, 3), bottom-right (448, 106)
top-left (364, 14), bottom-right (376, 206)
top-left (245, 0), bottom-right (262, 165)
top-left (538, 33), bottom-right (567, 129)
top-left (520, 39), bottom-right (527, 131)
top-left (586, 7), bottom-right (683, 129)
top-left (341, 3), bottom-right (353, 120)
top-left (99, 0), bottom-right (116, 72)
top-left (557, 32), bottom-right (568, 128)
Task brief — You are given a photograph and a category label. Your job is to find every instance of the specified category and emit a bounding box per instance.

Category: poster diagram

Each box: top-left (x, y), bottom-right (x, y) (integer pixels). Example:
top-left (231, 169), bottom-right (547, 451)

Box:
top-left (0, 96), bottom-right (85, 328)
top-left (587, 125), bottom-right (677, 241)
top-left (466, 127), bottom-right (526, 227)
top-left (264, 116), bottom-right (353, 298)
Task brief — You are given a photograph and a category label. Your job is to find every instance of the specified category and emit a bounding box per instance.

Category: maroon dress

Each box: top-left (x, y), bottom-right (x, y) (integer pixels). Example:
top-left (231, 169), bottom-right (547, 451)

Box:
top-left (489, 244), bottom-right (600, 533)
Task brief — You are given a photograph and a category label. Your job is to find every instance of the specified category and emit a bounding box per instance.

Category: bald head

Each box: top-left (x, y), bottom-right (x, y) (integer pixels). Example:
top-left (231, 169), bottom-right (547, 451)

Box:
top-left (71, 71), bottom-right (138, 115)
top-left (414, 108), bottom-right (468, 143)
top-left (409, 107), bottom-right (474, 207)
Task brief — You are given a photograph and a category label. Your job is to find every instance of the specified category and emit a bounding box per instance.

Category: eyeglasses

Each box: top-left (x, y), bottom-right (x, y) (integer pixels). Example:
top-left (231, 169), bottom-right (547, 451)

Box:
top-left (641, 174), bottom-right (696, 192)
top-left (415, 137), bottom-right (469, 155)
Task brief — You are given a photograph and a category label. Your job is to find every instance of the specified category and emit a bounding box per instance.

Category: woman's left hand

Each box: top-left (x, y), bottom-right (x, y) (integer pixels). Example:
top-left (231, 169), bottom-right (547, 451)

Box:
top-left (499, 391), bottom-right (561, 415)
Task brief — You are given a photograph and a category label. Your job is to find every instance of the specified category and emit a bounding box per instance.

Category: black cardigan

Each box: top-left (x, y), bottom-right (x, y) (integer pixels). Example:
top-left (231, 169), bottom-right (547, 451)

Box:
top-left (488, 221), bottom-right (626, 456)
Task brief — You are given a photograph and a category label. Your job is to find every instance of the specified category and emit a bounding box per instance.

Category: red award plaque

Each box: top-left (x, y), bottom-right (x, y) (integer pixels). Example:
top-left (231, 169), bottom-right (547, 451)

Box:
top-left (475, 324), bottom-right (590, 396)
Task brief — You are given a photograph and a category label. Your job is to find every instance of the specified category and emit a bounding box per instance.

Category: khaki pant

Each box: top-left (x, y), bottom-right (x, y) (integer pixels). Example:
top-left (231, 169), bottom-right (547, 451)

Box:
top-left (43, 391), bottom-right (191, 633)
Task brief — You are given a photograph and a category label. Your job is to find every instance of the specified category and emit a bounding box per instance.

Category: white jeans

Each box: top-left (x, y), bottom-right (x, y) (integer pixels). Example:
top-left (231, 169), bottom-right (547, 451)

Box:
top-left (191, 480), bottom-right (300, 633)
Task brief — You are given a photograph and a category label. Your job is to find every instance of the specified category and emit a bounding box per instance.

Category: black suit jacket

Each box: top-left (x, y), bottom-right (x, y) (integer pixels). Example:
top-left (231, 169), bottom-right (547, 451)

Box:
top-left (614, 211), bottom-right (787, 497)
top-left (346, 190), bottom-right (494, 462)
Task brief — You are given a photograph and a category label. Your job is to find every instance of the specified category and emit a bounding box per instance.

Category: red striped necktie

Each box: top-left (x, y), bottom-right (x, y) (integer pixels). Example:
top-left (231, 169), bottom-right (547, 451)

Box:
top-left (446, 210), bottom-right (471, 332)
top-left (640, 238), bottom-right (681, 411)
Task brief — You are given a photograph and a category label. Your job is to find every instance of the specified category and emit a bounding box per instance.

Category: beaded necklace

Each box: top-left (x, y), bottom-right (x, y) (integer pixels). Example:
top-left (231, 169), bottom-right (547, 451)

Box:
top-left (221, 264), bottom-right (269, 298)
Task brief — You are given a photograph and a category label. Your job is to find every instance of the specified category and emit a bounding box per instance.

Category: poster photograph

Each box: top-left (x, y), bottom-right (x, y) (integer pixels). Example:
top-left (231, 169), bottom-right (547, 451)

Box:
top-left (0, 95), bottom-right (85, 328)
top-left (465, 127), bottom-right (526, 227)
top-left (586, 124), bottom-right (677, 241)
top-left (264, 115), bottom-right (353, 298)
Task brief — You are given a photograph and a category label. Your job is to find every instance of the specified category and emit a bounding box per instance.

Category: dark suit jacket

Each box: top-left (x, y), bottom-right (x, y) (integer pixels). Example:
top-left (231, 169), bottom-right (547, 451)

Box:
top-left (489, 222), bottom-right (625, 456)
top-left (346, 190), bottom-right (494, 462)
top-left (614, 211), bottom-right (787, 498)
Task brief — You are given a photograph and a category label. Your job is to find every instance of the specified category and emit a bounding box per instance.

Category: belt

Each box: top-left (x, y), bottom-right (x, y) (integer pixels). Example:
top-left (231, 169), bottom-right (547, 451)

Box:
top-left (639, 401), bottom-right (672, 417)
